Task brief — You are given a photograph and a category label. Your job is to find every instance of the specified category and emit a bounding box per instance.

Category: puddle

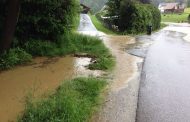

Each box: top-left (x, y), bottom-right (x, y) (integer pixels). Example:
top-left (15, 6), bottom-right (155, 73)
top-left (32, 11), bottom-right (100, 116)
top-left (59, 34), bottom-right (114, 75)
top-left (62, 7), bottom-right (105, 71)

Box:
top-left (126, 35), bottom-right (154, 58)
top-left (74, 57), bottom-right (103, 77)
top-left (0, 56), bottom-right (101, 122)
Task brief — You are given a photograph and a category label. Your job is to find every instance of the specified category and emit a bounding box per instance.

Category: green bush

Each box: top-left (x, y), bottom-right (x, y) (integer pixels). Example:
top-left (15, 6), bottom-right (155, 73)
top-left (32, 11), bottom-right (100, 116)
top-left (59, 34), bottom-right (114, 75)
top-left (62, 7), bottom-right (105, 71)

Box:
top-left (24, 39), bottom-right (60, 56)
top-left (188, 14), bottom-right (190, 23)
top-left (103, 0), bottom-right (161, 34)
top-left (146, 4), bottom-right (161, 30)
top-left (0, 48), bottom-right (32, 70)
top-left (16, 0), bottom-right (79, 43)
top-left (119, 1), bottom-right (161, 33)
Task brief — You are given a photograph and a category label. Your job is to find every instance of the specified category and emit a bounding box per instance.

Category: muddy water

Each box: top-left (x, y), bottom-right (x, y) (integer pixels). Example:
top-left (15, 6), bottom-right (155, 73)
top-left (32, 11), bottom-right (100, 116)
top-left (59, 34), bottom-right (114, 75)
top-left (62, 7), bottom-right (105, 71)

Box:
top-left (103, 36), bottom-right (141, 90)
top-left (0, 56), bottom-right (74, 122)
top-left (92, 36), bottom-right (143, 122)
top-left (0, 56), bottom-right (101, 122)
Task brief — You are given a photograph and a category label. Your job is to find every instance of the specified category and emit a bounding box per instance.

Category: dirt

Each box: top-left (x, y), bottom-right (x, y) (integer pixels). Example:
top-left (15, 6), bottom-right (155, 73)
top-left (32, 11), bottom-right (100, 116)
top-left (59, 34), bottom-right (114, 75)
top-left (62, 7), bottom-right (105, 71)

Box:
top-left (0, 56), bottom-right (102, 122)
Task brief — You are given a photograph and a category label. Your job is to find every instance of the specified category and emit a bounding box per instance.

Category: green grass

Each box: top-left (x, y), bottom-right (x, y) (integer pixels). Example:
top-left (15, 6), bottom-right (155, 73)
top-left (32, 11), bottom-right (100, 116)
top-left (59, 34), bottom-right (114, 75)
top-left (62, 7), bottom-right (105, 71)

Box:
top-left (24, 32), bottom-right (115, 71)
top-left (61, 32), bottom-right (115, 70)
top-left (90, 14), bottom-right (118, 35)
top-left (0, 32), bottom-right (115, 71)
top-left (18, 77), bottom-right (107, 122)
top-left (161, 8), bottom-right (190, 22)
top-left (0, 48), bottom-right (32, 70)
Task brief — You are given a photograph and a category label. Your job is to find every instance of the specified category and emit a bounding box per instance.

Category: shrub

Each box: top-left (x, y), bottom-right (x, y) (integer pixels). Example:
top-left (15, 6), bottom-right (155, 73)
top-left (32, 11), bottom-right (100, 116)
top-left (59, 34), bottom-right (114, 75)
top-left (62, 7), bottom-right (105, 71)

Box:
top-left (16, 0), bottom-right (79, 43)
top-left (188, 14), bottom-right (190, 23)
top-left (146, 4), bottom-right (161, 30)
top-left (119, 1), bottom-right (161, 33)
top-left (103, 0), bottom-right (161, 34)
top-left (24, 39), bottom-right (60, 56)
top-left (0, 48), bottom-right (32, 70)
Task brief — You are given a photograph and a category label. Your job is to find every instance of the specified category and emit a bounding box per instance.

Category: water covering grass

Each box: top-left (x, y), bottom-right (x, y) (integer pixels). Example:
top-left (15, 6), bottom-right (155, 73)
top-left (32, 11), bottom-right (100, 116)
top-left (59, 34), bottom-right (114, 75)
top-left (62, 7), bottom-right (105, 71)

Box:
top-left (0, 32), bottom-right (114, 71)
top-left (18, 77), bottom-right (107, 122)
top-left (60, 32), bottom-right (115, 70)
top-left (24, 32), bottom-right (115, 70)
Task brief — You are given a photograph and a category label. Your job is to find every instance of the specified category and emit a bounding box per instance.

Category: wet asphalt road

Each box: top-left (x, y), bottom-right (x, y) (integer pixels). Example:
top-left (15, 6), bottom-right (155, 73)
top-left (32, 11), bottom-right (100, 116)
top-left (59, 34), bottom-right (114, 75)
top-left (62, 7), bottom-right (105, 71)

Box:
top-left (136, 30), bottom-right (190, 122)
top-left (78, 14), bottom-right (104, 36)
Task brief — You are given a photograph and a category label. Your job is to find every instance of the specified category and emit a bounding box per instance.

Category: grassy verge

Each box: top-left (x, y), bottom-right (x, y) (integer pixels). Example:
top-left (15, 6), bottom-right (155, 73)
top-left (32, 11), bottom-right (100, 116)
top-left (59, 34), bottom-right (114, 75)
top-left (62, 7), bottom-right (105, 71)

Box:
top-left (0, 32), bottom-right (114, 71)
top-left (0, 48), bottom-right (32, 70)
top-left (89, 14), bottom-right (118, 35)
top-left (24, 32), bottom-right (115, 70)
top-left (18, 77), bottom-right (107, 122)
top-left (161, 8), bottom-right (190, 22)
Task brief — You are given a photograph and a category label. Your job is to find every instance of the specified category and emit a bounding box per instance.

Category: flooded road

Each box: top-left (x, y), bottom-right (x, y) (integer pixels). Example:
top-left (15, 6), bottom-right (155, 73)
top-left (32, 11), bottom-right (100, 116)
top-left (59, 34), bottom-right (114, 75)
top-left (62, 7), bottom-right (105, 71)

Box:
top-left (78, 14), bottom-right (105, 36)
top-left (136, 27), bottom-right (190, 122)
top-left (78, 14), bottom-right (142, 122)
top-left (78, 14), bottom-right (143, 122)
top-left (92, 36), bottom-right (142, 122)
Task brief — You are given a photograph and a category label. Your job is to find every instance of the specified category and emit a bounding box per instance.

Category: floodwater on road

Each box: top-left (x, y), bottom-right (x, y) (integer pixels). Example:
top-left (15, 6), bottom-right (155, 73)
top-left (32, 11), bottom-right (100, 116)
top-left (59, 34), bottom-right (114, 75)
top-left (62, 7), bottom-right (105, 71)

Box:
top-left (91, 35), bottom-right (142, 122)
top-left (78, 14), bottom-right (105, 37)
top-left (0, 56), bottom-right (102, 122)
top-left (78, 14), bottom-right (143, 122)
top-left (136, 29), bottom-right (190, 122)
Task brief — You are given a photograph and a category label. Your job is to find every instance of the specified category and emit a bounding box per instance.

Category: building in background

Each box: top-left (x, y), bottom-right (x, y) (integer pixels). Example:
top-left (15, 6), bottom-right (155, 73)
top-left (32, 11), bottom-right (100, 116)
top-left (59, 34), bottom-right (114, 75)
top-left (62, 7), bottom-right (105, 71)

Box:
top-left (80, 0), bottom-right (91, 14)
top-left (158, 2), bottom-right (185, 13)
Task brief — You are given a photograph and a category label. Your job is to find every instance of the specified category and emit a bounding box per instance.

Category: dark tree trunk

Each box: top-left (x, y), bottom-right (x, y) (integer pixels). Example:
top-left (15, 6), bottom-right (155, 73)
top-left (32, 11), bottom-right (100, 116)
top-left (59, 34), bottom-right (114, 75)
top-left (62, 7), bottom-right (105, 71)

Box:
top-left (0, 0), bottom-right (20, 53)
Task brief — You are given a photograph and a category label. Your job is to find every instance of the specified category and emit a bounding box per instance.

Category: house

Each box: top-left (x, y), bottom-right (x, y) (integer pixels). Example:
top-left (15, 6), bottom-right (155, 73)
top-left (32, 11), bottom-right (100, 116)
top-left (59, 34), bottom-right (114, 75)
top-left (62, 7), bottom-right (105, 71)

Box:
top-left (80, 0), bottom-right (91, 14)
top-left (158, 2), bottom-right (185, 13)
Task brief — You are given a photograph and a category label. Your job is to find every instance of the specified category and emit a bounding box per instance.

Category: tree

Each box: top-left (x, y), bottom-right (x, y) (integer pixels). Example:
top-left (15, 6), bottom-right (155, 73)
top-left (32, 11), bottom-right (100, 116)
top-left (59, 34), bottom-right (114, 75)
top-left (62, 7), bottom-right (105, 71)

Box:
top-left (0, 0), bottom-right (20, 53)
top-left (106, 0), bottom-right (122, 16)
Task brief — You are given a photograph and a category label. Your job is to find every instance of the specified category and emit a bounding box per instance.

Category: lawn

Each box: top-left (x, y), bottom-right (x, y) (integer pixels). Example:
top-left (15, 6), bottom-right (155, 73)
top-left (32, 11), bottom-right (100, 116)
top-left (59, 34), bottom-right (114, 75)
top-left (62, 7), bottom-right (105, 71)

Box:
top-left (161, 8), bottom-right (190, 22)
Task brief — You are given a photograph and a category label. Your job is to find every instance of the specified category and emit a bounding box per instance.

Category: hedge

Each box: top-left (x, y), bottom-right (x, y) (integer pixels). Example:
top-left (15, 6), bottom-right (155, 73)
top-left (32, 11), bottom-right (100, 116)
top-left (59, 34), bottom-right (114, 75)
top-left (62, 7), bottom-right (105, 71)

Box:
top-left (99, 0), bottom-right (161, 34)
top-left (15, 0), bottom-right (79, 44)
top-left (119, 1), bottom-right (161, 33)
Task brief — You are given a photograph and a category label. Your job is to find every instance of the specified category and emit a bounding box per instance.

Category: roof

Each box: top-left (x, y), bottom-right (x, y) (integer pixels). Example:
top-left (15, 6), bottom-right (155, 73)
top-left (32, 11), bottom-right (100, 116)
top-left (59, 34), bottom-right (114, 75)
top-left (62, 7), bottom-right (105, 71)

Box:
top-left (165, 3), bottom-right (178, 10)
top-left (159, 2), bottom-right (179, 10)
top-left (80, 3), bottom-right (91, 9)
